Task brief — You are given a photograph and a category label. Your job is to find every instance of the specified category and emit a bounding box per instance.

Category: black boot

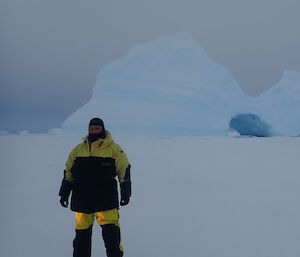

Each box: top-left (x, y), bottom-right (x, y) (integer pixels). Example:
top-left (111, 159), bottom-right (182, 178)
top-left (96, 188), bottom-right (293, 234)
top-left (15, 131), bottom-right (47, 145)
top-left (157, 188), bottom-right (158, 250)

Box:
top-left (73, 226), bottom-right (93, 257)
top-left (101, 224), bottom-right (123, 257)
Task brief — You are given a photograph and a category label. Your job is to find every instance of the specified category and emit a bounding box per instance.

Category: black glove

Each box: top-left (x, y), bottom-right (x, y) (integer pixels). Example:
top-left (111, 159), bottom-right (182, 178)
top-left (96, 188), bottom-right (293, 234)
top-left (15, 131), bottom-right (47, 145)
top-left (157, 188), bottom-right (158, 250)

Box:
top-left (60, 196), bottom-right (69, 208)
top-left (120, 180), bottom-right (131, 206)
top-left (59, 179), bottom-right (72, 208)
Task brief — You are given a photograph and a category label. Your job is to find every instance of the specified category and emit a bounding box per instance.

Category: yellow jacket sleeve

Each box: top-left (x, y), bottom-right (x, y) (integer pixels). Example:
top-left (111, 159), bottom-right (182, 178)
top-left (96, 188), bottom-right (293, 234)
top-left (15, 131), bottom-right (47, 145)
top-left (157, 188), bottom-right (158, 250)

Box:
top-left (114, 144), bottom-right (130, 183)
top-left (64, 147), bottom-right (78, 183)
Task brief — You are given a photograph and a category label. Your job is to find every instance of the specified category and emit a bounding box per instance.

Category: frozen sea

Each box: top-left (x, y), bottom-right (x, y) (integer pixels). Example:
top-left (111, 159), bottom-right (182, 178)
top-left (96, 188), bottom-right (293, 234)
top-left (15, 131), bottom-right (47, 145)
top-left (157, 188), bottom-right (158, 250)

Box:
top-left (1, 133), bottom-right (300, 257)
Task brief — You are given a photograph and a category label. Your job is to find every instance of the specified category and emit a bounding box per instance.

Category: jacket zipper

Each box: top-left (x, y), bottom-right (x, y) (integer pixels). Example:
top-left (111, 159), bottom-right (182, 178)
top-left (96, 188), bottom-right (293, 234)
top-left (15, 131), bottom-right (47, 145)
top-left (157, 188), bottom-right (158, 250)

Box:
top-left (88, 141), bottom-right (92, 156)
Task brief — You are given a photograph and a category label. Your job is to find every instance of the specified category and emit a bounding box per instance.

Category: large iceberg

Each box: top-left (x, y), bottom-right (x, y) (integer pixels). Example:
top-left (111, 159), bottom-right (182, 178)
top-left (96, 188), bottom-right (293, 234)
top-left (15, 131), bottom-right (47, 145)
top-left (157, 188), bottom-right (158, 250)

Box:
top-left (62, 33), bottom-right (300, 136)
top-left (254, 71), bottom-right (300, 136)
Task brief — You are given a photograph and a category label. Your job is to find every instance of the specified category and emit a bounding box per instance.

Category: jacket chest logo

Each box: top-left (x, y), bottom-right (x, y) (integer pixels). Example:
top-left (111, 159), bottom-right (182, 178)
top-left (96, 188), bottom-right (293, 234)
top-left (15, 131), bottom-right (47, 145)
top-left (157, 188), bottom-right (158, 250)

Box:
top-left (101, 162), bottom-right (111, 167)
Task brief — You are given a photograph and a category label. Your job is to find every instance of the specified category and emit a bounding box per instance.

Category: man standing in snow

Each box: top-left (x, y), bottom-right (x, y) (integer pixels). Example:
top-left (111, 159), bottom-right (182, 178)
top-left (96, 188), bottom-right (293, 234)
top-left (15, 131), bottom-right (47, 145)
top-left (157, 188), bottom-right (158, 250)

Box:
top-left (59, 118), bottom-right (131, 257)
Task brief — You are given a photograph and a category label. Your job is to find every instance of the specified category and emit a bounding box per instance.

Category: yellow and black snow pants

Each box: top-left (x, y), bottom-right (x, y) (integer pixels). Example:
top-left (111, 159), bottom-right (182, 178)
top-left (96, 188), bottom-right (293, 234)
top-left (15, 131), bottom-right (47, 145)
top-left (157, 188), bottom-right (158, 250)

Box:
top-left (73, 208), bottom-right (123, 257)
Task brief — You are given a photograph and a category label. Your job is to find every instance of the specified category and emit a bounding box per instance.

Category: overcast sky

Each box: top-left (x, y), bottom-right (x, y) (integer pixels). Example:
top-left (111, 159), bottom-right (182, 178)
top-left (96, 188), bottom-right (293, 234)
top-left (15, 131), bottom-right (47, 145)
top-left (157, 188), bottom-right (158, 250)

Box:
top-left (1, 0), bottom-right (299, 133)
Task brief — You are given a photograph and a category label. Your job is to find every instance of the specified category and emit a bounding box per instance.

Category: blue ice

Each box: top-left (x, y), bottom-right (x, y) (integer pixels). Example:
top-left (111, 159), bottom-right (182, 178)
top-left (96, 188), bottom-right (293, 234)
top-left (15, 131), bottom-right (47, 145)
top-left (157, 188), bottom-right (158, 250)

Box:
top-left (230, 113), bottom-right (272, 137)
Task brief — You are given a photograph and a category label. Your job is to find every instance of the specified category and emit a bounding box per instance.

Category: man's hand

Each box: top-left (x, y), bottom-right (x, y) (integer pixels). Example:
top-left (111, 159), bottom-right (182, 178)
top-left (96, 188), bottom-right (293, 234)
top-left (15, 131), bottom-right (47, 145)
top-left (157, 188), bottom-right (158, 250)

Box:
top-left (120, 196), bottom-right (130, 206)
top-left (120, 180), bottom-right (131, 206)
top-left (59, 177), bottom-right (72, 208)
top-left (60, 196), bottom-right (69, 208)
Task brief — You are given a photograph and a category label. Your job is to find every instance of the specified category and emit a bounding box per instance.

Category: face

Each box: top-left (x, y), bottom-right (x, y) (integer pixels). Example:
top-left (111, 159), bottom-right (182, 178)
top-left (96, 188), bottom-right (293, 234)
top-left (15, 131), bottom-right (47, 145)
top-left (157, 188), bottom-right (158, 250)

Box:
top-left (89, 125), bottom-right (103, 134)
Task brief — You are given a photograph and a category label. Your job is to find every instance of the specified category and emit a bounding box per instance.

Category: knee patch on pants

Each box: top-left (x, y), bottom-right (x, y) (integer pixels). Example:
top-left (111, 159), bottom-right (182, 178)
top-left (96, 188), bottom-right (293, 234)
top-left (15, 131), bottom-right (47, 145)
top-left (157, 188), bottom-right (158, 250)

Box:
top-left (73, 226), bottom-right (93, 257)
top-left (101, 224), bottom-right (123, 257)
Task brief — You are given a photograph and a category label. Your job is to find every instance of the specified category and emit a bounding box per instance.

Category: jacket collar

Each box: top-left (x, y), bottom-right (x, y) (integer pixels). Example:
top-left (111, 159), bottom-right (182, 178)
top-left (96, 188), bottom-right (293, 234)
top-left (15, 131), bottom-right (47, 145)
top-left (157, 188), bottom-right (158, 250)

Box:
top-left (82, 130), bottom-right (113, 147)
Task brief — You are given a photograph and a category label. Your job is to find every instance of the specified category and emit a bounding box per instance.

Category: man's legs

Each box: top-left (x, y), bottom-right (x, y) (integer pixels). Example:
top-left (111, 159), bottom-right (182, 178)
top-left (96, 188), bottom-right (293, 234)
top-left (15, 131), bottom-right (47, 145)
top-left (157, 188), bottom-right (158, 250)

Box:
top-left (96, 209), bottom-right (124, 257)
top-left (73, 213), bottom-right (95, 257)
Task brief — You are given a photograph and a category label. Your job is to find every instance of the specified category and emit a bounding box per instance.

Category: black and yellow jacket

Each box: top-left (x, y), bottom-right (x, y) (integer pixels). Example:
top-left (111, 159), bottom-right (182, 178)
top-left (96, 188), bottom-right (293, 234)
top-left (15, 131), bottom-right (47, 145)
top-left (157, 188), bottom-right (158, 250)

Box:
top-left (59, 131), bottom-right (131, 213)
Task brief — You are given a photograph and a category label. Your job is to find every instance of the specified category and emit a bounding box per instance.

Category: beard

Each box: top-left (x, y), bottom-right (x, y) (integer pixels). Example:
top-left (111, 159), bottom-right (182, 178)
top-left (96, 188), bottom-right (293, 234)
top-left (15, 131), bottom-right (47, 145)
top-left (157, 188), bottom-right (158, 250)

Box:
top-left (88, 131), bottom-right (106, 143)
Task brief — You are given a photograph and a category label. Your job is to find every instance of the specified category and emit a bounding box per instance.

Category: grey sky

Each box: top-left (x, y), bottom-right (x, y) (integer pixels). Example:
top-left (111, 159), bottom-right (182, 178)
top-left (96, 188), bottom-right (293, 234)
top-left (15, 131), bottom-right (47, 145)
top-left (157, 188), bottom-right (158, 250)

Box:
top-left (1, 0), bottom-right (299, 133)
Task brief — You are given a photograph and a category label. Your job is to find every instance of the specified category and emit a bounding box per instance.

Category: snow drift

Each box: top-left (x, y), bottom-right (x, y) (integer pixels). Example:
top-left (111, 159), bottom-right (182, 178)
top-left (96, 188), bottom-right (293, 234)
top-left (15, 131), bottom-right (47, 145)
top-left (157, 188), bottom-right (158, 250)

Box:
top-left (62, 33), bottom-right (300, 136)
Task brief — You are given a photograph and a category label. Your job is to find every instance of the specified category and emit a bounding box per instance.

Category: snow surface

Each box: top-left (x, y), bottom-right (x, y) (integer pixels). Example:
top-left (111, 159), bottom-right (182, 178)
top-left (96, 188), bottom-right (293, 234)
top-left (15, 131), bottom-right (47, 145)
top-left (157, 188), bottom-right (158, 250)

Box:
top-left (62, 33), bottom-right (300, 137)
top-left (1, 133), bottom-right (300, 257)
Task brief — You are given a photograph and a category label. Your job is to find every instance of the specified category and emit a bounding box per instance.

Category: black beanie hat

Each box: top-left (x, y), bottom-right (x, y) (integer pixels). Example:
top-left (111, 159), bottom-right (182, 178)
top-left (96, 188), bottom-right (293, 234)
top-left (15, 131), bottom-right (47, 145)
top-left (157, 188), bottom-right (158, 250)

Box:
top-left (89, 118), bottom-right (105, 129)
